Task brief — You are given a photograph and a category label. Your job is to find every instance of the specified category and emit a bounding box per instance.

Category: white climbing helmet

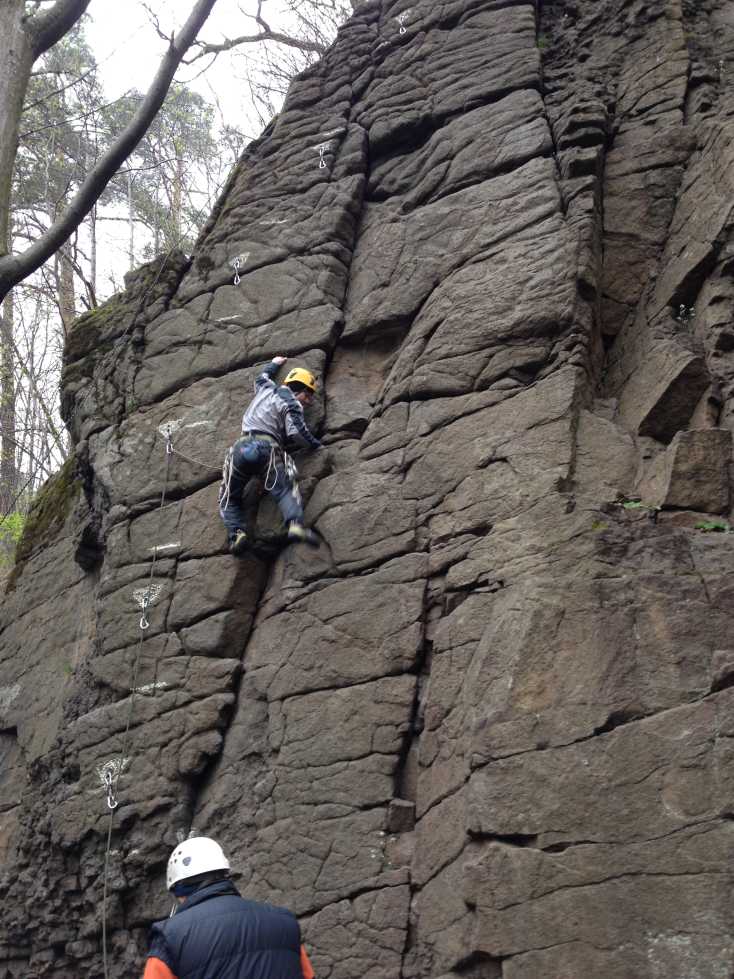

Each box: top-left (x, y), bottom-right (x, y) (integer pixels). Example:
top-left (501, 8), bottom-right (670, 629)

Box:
top-left (166, 836), bottom-right (230, 891)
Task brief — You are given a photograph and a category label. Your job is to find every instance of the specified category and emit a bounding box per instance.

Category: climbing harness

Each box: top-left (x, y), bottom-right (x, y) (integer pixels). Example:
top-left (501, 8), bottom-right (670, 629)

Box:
top-left (219, 438), bottom-right (298, 510)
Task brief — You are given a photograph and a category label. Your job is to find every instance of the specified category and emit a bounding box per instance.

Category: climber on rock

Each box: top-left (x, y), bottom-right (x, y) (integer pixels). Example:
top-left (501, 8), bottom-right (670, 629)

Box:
top-left (141, 836), bottom-right (316, 979)
top-left (219, 355), bottom-right (322, 555)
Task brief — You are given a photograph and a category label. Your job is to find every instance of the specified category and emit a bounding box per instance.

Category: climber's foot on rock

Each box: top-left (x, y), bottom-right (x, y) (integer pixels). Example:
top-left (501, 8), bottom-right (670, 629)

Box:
top-left (229, 530), bottom-right (249, 556)
top-left (287, 522), bottom-right (321, 549)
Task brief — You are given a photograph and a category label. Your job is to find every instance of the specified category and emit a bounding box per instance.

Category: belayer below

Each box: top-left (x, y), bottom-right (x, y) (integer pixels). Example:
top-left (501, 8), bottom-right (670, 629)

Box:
top-left (219, 355), bottom-right (323, 555)
top-left (141, 836), bottom-right (316, 979)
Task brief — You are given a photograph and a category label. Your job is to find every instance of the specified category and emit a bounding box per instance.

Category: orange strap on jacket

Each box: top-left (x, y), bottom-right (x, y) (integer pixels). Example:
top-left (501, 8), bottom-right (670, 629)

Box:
top-left (301, 945), bottom-right (315, 979)
top-left (142, 945), bottom-right (315, 979)
top-left (142, 958), bottom-right (176, 979)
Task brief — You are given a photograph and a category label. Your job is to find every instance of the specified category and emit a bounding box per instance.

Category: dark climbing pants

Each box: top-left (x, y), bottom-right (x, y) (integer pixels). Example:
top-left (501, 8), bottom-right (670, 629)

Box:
top-left (219, 437), bottom-right (303, 542)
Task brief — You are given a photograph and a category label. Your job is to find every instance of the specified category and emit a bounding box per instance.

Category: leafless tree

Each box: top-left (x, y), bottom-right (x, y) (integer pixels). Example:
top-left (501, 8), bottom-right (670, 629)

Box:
top-left (0, 0), bottom-right (220, 303)
top-left (0, 0), bottom-right (219, 538)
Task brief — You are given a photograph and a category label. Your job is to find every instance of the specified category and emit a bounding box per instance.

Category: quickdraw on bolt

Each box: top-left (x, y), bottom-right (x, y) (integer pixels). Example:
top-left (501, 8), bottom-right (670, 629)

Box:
top-left (232, 256), bottom-right (241, 285)
top-left (397, 12), bottom-right (408, 34)
top-left (318, 144), bottom-right (327, 169)
top-left (138, 590), bottom-right (153, 631)
top-left (103, 769), bottom-right (118, 810)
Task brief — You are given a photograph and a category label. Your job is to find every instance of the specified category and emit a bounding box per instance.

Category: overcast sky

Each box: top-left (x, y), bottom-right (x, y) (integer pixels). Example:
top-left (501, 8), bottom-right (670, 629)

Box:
top-left (84, 0), bottom-right (287, 135)
top-left (82, 0), bottom-right (298, 287)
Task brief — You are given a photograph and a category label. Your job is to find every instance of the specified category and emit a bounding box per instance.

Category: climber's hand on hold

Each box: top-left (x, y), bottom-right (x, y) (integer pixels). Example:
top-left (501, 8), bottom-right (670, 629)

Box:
top-left (272, 355), bottom-right (288, 366)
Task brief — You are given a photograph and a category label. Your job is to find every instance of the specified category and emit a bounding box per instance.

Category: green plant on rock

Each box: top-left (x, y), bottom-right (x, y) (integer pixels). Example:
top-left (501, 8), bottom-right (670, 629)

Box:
top-left (6, 457), bottom-right (81, 592)
top-left (619, 498), bottom-right (660, 512)
top-left (695, 519), bottom-right (731, 533)
top-left (0, 512), bottom-right (25, 571)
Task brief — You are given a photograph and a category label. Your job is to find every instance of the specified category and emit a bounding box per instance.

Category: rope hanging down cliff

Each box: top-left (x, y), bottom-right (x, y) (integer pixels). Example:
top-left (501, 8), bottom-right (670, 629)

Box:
top-left (100, 426), bottom-right (174, 979)
top-left (97, 412), bottom-right (311, 975)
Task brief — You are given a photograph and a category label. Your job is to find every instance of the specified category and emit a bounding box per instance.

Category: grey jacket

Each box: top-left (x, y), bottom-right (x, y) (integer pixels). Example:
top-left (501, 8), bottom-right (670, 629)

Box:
top-left (242, 362), bottom-right (321, 450)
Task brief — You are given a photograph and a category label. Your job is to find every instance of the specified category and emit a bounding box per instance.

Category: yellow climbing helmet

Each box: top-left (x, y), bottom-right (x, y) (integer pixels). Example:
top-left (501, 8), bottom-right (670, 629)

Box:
top-left (284, 367), bottom-right (317, 392)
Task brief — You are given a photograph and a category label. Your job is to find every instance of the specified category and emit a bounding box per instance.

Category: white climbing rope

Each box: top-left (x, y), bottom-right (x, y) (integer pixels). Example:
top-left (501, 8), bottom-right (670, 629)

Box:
top-left (101, 426), bottom-right (174, 979)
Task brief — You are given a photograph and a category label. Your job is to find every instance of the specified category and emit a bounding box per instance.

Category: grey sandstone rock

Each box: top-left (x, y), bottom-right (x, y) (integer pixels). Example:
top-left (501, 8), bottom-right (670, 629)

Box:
top-left (638, 428), bottom-right (733, 513)
top-left (2, 1), bottom-right (734, 978)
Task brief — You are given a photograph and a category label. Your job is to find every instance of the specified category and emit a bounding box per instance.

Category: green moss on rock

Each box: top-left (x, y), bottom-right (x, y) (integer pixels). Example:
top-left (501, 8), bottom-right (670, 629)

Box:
top-left (63, 295), bottom-right (127, 365)
top-left (63, 250), bottom-right (190, 369)
top-left (6, 457), bottom-right (81, 592)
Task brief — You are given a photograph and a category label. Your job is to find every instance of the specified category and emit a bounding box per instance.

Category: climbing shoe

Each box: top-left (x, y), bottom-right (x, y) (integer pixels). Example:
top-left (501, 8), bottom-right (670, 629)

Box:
top-left (287, 522), bottom-right (320, 549)
top-left (229, 530), bottom-right (249, 556)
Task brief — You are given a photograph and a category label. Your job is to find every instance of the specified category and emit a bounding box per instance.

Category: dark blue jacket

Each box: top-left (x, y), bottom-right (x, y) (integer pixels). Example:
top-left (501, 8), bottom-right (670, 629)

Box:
top-left (148, 880), bottom-right (304, 979)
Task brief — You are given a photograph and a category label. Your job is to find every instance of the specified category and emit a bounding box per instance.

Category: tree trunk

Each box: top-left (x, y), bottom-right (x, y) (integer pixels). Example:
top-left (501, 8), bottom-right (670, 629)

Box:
top-left (0, 289), bottom-right (18, 516)
top-left (0, 0), bottom-right (35, 259)
top-left (154, 178), bottom-right (161, 255)
top-left (89, 204), bottom-right (97, 302)
top-left (173, 142), bottom-right (184, 245)
top-left (128, 170), bottom-right (135, 270)
top-left (57, 246), bottom-right (76, 335)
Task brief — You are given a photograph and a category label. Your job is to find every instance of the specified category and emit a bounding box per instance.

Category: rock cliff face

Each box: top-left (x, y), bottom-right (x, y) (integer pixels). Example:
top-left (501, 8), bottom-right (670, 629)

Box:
top-left (2, 0), bottom-right (734, 975)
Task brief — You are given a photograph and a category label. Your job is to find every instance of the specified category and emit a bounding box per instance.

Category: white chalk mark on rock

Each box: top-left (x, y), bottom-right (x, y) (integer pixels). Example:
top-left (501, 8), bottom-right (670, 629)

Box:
top-left (150, 542), bottom-right (181, 554)
top-left (96, 757), bottom-right (129, 787)
top-left (158, 419), bottom-right (184, 439)
top-left (132, 584), bottom-right (164, 609)
top-left (0, 684), bottom-right (21, 711)
top-left (132, 681), bottom-right (168, 696)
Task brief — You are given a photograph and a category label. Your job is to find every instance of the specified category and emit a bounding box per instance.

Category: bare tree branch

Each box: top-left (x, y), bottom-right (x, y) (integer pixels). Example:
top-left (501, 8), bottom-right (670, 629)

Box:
top-left (26, 0), bottom-right (92, 59)
top-left (186, 0), bottom-right (326, 63)
top-left (186, 28), bottom-right (325, 63)
top-left (0, 0), bottom-right (219, 302)
top-left (5, 323), bottom-right (66, 453)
